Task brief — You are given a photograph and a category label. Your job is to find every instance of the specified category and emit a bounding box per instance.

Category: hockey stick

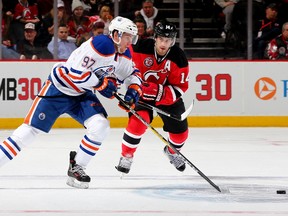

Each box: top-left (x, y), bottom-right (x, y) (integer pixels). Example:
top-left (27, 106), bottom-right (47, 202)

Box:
top-left (117, 93), bottom-right (194, 121)
top-left (114, 93), bottom-right (222, 193)
top-left (137, 100), bottom-right (194, 121)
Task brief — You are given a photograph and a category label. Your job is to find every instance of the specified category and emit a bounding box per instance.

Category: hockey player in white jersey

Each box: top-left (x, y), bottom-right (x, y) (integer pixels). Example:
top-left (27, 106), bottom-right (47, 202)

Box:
top-left (0, 16), bottom-right (142, 189)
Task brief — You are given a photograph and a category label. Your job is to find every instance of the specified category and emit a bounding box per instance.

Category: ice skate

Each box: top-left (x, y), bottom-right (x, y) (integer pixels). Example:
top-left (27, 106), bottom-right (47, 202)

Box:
top-left (115, 156), bottom-right (133, 175)
top-left (163, 146), bottom-right (186, 172)
top-left (66, 151), bottom-right (91, 189)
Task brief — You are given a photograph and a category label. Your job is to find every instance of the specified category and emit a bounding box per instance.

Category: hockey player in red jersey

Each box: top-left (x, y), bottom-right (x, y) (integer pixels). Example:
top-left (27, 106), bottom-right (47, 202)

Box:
top-left (0, 16), bottom-right (142, 189)
top-left (115, 20), bottom-right (190, 174)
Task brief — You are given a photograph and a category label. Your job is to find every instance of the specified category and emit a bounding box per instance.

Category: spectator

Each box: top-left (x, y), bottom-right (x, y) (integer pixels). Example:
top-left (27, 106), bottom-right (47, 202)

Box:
top-left (119, 0), bottom-right (142, 20)
top-left (253, 3), bottom-right (282, 59)
top-left (76, 21), bottom-right (105, 45)
top-left (1, 44), bottom-right (21, 59)
top-left (98, 5), bottom-right (113, 35)
top-left (134, 17), bottom-right (149, 39)
top-left (16, 23), bottom-right (53, 60)
top-left (135, 0), bottom-right (164, 37)
top-left (95, 0), bottom-right (113, 12)
top-left (1, 12), bottom-right (20, 59)
top-left (48, 24), bottom-right (77, 60)
top-left (214, 0), bottom-right (240, 39)
top-left (38, 0), bottom-right (68, 47)
top-left (2, 0), bottom-right (18, 16)
top-left (91, 21), bottom-right (105, 36)
top-left (10, 0), bottom-right (40, 44)
top-left (67, 0), bottom-right (92, 46)
top-left (13, 0), bottom-right (39, 25)
top-left (82, 0), bottom-right (99, 16)
top-left (265, 22), bottom-right (288, 60)
top-left (277, 0), bottom-right (288, 24)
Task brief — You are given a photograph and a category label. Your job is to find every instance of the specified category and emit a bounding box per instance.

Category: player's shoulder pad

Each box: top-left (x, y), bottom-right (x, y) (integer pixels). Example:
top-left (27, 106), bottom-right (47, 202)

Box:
top-left (91, 35), bottom-right (115, 56)
top-left (132, 38), bottom-right (154, 54)
top-left (167, 45), bottom-right (188, 68)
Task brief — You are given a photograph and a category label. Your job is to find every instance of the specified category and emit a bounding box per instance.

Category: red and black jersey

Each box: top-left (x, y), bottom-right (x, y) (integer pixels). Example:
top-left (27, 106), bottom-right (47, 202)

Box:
top-left (266, 35), bottom-right (288, 60)
top-left (132, 39), bottom-right (189, 106)
top-left (13, 2), bottom-right (38, 21)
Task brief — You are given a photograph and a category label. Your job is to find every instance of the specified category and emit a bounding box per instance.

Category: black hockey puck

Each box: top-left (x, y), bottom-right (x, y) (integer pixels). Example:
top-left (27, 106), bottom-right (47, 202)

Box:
top-left (276, 190), bottom-right (286, 194)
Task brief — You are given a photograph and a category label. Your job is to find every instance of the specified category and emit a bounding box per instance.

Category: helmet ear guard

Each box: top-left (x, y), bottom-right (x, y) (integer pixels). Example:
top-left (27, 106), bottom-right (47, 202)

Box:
top-left (109, 16), bottom-right (139, 45)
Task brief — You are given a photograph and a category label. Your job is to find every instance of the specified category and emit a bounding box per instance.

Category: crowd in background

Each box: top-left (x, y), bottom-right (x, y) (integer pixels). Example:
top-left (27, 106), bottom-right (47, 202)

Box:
top-left (1, 0), bottom-right (288, 60)
top-left (0, 0), bottom-right (168, 60)
top-left (214, 0), bottom-right (288, 60)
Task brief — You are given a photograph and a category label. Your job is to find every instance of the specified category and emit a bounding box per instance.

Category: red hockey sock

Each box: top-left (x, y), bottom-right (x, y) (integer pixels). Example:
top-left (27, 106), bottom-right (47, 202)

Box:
top-left (168, 129), bottom-right (189, 154)
top-left (121, 110), bottom-right (150, 157)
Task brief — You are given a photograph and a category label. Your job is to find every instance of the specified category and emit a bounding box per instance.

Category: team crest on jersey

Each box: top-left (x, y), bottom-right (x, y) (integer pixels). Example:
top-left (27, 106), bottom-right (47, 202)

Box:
top-left (144, 57), bottom-right (154, 67)
top-left (106, 66), bottom-right (114, 73)
top-left (93, 65), bottom-right (115, 78)
top-left (143, 69), bottom-right (168, 83)
top-left (38, 113), bottom-right (46, 120)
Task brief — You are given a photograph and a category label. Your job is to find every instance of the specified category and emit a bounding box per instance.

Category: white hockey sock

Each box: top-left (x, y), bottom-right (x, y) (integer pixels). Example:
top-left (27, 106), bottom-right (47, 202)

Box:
top-left (0, 137), bottom-right (21, 167)
top-left (0, 124), bottom-right (40, 167)
top-left (75, 135), bottom-right (102, 167)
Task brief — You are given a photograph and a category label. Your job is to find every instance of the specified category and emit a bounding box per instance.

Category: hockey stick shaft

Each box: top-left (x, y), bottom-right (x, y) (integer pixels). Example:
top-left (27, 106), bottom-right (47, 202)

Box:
top-left (115, 93), bottom-right (221, 192)
top-left (117, 93), bottom-right (194, 121)
top-left (137, 100), bottom-right (194, 121)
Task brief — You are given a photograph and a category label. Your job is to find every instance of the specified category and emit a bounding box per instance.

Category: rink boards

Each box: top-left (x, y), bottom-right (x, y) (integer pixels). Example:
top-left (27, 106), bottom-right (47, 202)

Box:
top-left (0, 60), bottom-right (287, 128)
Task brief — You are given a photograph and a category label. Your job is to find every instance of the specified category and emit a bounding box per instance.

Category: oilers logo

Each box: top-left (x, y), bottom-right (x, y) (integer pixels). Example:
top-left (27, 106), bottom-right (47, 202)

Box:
top-left (93, 65), bottom-right (115, 78)
top-left (144, 57), bottom-right (154, 67)
top-left (38, 113), bottom-right (46, 120)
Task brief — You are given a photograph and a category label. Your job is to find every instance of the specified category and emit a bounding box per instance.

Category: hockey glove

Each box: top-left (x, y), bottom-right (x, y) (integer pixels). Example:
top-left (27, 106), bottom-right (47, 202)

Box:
top-left (141, 82), bottom-right (163, 102)
top-left (94, 77), bottom-right (117, 99)
top-left (118, 84), bottom-right (142, 111)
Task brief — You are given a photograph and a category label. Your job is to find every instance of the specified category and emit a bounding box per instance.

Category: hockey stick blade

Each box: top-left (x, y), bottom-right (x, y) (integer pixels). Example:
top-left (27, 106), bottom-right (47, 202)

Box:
top-left (180, 99), bottom-right (194, 120)
top-left (114, 93), bottom-right (221, 193)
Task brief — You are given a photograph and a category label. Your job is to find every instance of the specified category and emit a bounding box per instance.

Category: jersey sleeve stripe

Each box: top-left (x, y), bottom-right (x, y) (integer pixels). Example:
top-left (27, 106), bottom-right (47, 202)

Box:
top-left (58, 68), bottom-right (84, 93)
top-left (68, 70), bottom-right (92, 83)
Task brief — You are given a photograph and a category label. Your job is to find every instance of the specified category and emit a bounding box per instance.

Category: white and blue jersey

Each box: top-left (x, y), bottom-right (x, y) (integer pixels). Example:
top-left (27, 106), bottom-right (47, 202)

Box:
top-left (24, 35), bottom-right (141, 132)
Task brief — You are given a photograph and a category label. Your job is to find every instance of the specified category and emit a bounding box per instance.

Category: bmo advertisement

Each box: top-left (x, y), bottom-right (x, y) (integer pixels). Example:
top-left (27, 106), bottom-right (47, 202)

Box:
top-left (0, 61), bottom-right (287, 128)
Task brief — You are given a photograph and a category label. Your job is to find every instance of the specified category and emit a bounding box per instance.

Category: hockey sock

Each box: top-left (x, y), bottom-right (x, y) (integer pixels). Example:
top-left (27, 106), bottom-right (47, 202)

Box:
top-left (168, 129), bottom-right (189, 154)
top-left (76, 114), bottom-right (109, 167)
top-left (0, 124), bottom-right (40, 167)
top-left (0, 137), bottom-right (21, 166)
top-left (76, 135), bottom-right (102, 167)
top-left (121, 110), bottom-right (150, 157)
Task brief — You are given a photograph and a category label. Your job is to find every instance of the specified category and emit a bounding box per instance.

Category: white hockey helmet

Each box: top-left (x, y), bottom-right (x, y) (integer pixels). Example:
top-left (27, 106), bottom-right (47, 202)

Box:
top-left (109, 16), bottom-right (138, 45)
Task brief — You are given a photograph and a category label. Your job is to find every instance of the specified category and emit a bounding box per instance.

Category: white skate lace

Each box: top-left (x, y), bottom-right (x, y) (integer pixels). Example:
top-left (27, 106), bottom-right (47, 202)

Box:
top-left (165, 148), bottom-right (184, 168)
top-left (119, 157), bottom-right (133, 169)
top-left (169, 154), bottom-right (184, 168)
top-left (72, 164), bottom-right (87, 177)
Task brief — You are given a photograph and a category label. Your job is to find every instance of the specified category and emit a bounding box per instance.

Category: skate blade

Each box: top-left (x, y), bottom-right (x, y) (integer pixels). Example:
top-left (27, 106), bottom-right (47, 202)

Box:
top-left (66, 177), bottom-right (89, 189)
top-left (115, 166), bottom-right (128, 179)
top-left (119, 172), bottom-right (126, 179)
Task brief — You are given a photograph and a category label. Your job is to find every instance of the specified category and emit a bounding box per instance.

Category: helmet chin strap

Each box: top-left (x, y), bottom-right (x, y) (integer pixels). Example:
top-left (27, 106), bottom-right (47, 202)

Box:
top-left (117, 44), bottom-right (124, 53)
top-left (111, 33), bottom-right (124, 53)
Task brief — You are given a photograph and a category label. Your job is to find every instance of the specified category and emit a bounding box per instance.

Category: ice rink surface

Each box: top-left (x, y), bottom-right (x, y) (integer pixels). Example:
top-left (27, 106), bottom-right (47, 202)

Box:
top-left (0, 127), bottom-right (288, 216)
